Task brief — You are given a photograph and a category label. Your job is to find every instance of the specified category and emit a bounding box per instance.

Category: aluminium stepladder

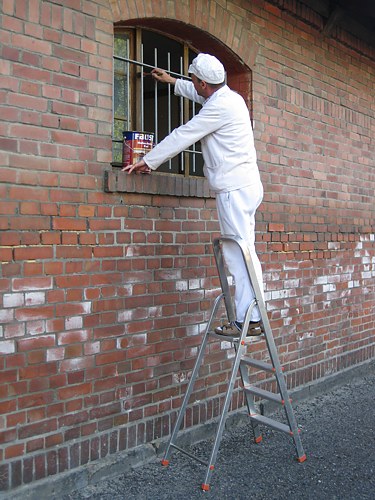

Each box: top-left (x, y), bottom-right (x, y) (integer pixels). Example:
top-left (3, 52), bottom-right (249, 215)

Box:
top-left (161, 235), bottom-right (306, 491)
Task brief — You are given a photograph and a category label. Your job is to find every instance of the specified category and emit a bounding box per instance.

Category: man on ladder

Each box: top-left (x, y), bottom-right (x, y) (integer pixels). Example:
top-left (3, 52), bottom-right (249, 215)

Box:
top-left (123, 53), bottom-right (306, 490)
top-left (122, 53), bottom-right (265, 336)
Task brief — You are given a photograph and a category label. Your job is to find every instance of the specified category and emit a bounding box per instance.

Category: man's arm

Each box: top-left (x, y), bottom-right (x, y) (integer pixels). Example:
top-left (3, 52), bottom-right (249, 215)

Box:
top-left (151, 68), bottom-right (176, 85)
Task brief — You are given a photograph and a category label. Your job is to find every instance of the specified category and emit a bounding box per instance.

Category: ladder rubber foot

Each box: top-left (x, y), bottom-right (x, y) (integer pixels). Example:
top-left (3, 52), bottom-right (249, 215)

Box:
top-left (255, 436), bottom-right (263, 444)
top-left (161, 459), bottom-right (169, 466)
top-left (202, 483), bottom-right (210, 491)
top-left (297, 454), bottom-right (307, 463)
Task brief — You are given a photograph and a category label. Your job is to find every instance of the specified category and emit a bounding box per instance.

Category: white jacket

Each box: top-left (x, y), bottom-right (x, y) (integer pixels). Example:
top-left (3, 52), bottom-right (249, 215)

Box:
top-left (143, 80), bottom-right (261, 193)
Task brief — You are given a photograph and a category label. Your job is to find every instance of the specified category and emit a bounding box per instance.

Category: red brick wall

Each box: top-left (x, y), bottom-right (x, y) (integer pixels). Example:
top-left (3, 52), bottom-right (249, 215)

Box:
top-left (0, 0), bottom-right (374, 492)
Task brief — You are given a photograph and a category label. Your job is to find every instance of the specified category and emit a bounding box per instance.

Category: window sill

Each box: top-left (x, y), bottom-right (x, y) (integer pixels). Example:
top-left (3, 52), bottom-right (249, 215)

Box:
top-left (104, 170), bottom-right (214, 198)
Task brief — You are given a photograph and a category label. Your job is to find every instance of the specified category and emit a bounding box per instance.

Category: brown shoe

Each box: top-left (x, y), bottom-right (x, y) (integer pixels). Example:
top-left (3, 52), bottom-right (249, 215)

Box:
top-left (214, 320), bottom-right (262, 337)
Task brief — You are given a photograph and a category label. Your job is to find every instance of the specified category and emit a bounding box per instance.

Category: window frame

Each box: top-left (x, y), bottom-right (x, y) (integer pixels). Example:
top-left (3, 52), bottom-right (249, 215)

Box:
top-left (112, 28), bottom-right (204, 178)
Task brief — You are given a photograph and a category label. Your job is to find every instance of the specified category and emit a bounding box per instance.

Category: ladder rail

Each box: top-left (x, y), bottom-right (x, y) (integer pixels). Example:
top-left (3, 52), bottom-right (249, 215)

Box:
top-left (220, 235), bottom-right (305, 457)
top-left (201, 298), bottom-right (258, 488)
top-left (162, 293), bottom-right (224, 465)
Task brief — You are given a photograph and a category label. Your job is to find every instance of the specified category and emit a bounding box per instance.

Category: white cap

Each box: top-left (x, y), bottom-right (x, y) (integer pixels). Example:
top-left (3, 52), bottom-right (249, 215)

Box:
top-left (188, 53), bottom-right (225, 84)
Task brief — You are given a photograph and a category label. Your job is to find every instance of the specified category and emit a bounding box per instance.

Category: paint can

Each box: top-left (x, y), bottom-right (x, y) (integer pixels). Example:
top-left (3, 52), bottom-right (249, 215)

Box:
top-left (122, 131), bottom-right (154, 167)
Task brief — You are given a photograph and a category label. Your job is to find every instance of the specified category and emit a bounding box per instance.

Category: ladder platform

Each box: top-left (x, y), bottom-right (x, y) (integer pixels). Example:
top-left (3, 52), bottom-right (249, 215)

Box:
top-left (241, 356), bottom-right (275, 372)
top-left (209, 330), bottom-right (256, 343)
top-left (249, 413), bottom-right (292, 434)
top-left (244, 384), bottom-right (283, 404)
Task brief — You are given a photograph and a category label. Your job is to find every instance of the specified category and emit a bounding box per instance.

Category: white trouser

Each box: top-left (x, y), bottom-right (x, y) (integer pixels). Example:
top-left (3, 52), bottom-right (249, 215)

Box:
top-left (216, 183), bottom-right (264, 322)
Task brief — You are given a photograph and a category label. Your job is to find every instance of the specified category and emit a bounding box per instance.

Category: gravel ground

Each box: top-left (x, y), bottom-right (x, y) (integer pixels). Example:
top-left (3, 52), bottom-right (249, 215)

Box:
top-left (62, 371), bottom-right (375, 500)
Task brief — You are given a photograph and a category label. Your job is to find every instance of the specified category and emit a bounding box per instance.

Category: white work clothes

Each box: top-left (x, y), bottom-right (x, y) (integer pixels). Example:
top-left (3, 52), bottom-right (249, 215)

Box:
top-left (216, 184), bottom-right (264, 322)
top-left (142, 78), bottom-right (264, 323)
top-left (143, 80), bottom-right (261, 193)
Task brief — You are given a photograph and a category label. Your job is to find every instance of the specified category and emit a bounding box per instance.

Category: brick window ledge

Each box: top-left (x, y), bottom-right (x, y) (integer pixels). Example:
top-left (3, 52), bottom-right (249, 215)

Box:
top-left (104, 170), bottom-right (214, 198)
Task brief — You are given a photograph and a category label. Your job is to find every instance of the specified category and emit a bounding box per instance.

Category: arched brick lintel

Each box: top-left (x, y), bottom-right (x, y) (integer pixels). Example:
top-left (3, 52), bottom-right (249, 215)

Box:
top-left (119, 18), bottom-right (254, 108)
top-left (109, 0), bottom-right (260, 69)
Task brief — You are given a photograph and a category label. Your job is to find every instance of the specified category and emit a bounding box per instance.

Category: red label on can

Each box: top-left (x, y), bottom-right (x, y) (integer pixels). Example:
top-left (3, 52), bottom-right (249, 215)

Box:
top-left (122, 131), bottom-right (154, 167)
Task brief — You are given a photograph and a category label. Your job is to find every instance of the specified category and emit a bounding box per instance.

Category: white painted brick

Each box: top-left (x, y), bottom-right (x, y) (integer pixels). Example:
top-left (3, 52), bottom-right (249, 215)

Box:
top-left (186, 324), bottom-right (199, 336)
top-left (271, 289), bottom-right (292, 300)
top-left (314, 276), bottom-right (328, 285)
top-left (5, 322), bottom-right (25, 338)
top-left (46, 347), bottom-right (65, 362)
top-left (176, 280), bottom-right (188, 291)
top-left (147, 306), bottom-right (162, 318)
top-left (323, 283), bottom-right (336, 292)
top-left (173, 372), bottom-right (187, 384)
top-left (25, 292), bottom-right (45, 306)
top-left (361, 271), bottom-right (372, 279)
top-left (0, 309), bottom-right (14, 323)
top-left (3, 293), bottom-right (24, 308)
top-left (12, 277), bottom-right (53, 291)
top-left (65, 316), bottom-right (83, 330)
top-left (284, 279), bottom-right (300, 288)
top-left (222, 341), bottom-right (235, 355)
top-left (199, 322), bottom-right (208, 334)
top-left (0, 340), bottom-right (15, 354)
top-left (81, 302), bottom-right (91, 314)
top-left (327, 275), bottom-right (340, 283)
top-left (348, 280), bottom-right (360, 289)
top-left (118, 309), bottom-right (134, 322)
top-left (157, 269), bottom-right (181, 280)
top-left (27, 320), bottom-right (45, 335)
top-left (189, 279), bottom-right (200, 289)
top-left (84, 341), bottom-right (100, 355)
top-left (120, 284), bottom-right (133, 296)
top-left (328, 242), bottom-right (340, 250)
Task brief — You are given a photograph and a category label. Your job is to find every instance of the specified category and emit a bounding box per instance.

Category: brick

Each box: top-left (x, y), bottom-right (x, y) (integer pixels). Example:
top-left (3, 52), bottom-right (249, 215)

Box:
top-left (19, 418), bottom-right (57, 439)
top-left (0, 137), bottom-right (17, 152)
top-left (0, 340), bottom-right (16, 354)
top-left (12, 277), bottom-right (53, 291)
top-left (59, 383), bottom-right (91, 405)
top-left (14, 246), bottom-right (53, 261)
top-left (60, 356), bottom-right (94, 372)
top-left (0, 428), bottom-right (17, 445)
top-left (0, 463), bottom-right (9, 491)
top-left (5, 443), bottom-right (24, 459)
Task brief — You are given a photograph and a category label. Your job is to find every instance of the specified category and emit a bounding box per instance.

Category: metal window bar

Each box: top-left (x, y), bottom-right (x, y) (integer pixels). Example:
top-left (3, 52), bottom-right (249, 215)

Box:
top-left (113, 52), bottom-right (203, 173)
top-left (167, 52), bottom-right (172, 170)
top-left (179, 55), bottom-right (185, 173)
top-left (140, 44), bottom-right (144, 131)
top-left (153, 47), bottom-right (158, 143)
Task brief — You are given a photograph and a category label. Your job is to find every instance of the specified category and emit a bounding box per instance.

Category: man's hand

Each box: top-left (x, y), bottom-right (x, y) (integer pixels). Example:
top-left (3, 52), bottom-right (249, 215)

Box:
top-left (151, 68), bottom-right (176, 85)
top-left (122, 159), bottom-right (151, 175)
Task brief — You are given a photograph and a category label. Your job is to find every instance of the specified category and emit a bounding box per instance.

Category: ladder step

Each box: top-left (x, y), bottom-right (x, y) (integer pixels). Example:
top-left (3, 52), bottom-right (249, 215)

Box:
top-left (209, 331), bottom-right (255, 343)
top-left (249, 413), bottom-right (292, 435)
top-left (241, 356), bottom-right (275, 372)
top-left (244, 385), bottom-right (283, 404)
top-left (170, 443), bottom-right (209, 466)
